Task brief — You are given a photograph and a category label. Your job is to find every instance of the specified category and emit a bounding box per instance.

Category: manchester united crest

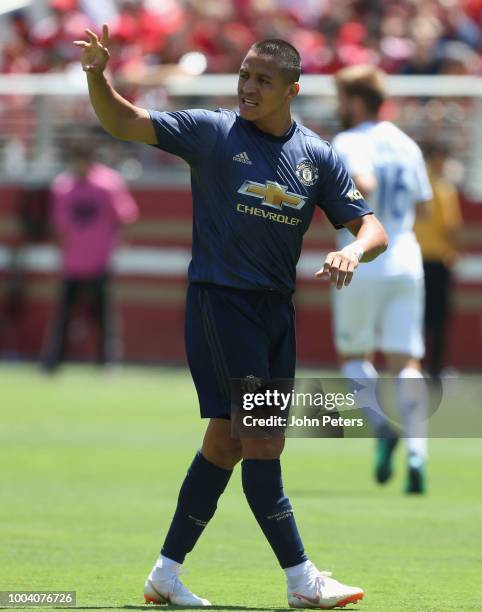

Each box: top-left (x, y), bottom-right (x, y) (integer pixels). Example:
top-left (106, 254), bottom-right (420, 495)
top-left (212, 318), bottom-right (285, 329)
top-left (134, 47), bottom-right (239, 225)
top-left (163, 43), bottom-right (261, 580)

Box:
top-left (295, 160), bottom-right (319, 187)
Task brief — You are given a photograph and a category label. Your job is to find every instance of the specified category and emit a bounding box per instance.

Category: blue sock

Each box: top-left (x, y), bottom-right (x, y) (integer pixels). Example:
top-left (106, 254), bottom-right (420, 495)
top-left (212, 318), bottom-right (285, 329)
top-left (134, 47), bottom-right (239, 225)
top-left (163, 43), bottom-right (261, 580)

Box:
top-left (242, 458), bottom-right (307, 569)
top-left (161, 451), bottom-right (232, 563)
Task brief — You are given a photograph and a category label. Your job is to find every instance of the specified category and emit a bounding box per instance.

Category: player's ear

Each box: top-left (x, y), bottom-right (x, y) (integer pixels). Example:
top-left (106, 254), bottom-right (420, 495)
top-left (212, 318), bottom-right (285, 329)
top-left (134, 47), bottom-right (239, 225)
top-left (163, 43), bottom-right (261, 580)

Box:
top-left (287, 82), bottom-right (300, 100)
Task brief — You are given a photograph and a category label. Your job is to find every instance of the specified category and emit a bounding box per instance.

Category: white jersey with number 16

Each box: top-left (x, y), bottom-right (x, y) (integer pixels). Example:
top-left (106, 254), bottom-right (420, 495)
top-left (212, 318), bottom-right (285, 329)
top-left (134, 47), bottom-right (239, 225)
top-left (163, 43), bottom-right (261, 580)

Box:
top-left (333, 121), bottom-right (432, 278)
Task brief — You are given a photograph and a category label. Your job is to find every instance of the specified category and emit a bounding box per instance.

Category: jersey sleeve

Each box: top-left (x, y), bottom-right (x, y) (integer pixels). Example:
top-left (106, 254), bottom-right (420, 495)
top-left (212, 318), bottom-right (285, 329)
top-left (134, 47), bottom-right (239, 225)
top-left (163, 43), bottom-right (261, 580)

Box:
top-left (316, 144), bottom-right (372, 229)
top-left (149, 108), bottom-right (223, 165)
top-left (332, 132), bottom-right (374, 177)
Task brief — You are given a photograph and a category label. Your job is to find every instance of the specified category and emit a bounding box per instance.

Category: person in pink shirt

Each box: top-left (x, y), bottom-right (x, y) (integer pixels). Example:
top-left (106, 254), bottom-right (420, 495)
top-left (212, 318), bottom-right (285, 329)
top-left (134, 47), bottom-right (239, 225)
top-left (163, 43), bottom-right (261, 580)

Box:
top-left (43, 141), bottom-right (138, 371)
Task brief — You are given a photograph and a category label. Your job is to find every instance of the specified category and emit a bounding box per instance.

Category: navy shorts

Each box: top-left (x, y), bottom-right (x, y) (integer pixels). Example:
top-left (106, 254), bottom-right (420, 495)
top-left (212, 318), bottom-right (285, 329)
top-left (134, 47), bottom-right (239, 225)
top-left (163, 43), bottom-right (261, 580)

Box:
top-left (185, 283), bottom-right (296, 419)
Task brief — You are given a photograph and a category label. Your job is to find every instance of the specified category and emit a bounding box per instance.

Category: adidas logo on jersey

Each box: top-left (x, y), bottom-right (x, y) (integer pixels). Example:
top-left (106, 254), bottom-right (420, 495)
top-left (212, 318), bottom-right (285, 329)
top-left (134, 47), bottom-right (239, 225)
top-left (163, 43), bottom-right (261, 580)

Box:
top-left (233, 151), bottom-right (252, 165)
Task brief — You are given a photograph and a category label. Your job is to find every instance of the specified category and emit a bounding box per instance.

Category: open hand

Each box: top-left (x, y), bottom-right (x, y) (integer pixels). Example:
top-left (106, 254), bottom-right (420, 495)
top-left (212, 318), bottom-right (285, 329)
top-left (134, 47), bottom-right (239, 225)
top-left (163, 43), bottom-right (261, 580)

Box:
top-left (74, 24), bottom-right (110, 73)
top-left (315, 247), bottom-right (361, 289)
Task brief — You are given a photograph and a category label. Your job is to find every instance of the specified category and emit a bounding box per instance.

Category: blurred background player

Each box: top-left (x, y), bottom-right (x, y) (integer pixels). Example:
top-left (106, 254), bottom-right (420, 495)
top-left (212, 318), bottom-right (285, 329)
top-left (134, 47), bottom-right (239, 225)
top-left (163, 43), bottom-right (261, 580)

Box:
top-left (330, 65), bottom-right (432, 494)
top-left (42, 140), bottom-right (138, 371)
top-left (414, 140), bottom-right (463, 381)
top-left (74, 24), bottom-right (388, 609)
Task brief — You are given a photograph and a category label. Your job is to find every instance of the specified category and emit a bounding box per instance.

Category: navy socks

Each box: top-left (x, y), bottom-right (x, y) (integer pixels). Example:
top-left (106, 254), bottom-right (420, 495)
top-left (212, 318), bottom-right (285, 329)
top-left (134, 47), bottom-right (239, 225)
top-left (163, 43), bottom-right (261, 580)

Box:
top-left (242, 458), bottom-right (307, 569)
top-left (161, 451), bottom-right (232, 563)
top-left (161, 453), bottom-right (306, 569)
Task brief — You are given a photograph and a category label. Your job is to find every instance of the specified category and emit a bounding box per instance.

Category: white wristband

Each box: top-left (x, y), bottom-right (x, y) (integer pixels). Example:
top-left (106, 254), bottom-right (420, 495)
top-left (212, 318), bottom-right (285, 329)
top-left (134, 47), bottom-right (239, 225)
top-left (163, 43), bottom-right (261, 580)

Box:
top-left (342, 244), bottom-right (364, 262)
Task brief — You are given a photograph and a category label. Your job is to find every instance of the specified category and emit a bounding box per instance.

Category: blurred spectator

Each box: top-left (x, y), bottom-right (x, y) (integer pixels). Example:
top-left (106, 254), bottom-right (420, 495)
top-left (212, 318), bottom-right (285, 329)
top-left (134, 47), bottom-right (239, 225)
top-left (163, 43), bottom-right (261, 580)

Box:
top-left (1, 11), bottom-right (33, 74)
top-left (42, 141), bottom-right (138, 371)
top-left (414, 141), bottom-right (463, 379)
top-left (1, 0), bottom-right (481, 76)
top-left (80, 0), bottom-right (117, 27)
top-left (29, 0), bottom-right (93, 73)
top-left (438, 40), bottom-right (481, 74)
top-left (400, 16), bottom-right (444, 75)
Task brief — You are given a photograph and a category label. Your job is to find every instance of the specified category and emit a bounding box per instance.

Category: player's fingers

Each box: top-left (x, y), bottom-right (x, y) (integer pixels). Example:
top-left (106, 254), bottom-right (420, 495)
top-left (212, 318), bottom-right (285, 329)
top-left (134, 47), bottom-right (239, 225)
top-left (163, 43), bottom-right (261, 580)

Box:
top-left (336, 269), bottom-right (347, 290)
top-left (316, 250), bottom-right (341, 280)
top-left (336, 256), bottom-right (351, 289)
top-left (330, 255), bottom-right (342, 285)
top-left (343, 270), bottom-right (354, 286)
top-left (325, 251), bottom-right (336, 263)
top-left (338, 257), bottom-right (350, 273)
top-left (101, 23), bottom-right (109, 47)
top-left (323, 260), bottom-right (333, 279)
top-left (73, 41), bottom-right (89, 48)
top-left (315, 257), bottom-right (332, 278)
top-left (324, 252), bottom-right (336, 272)
top-left (334, 258), bottom-right (348, 289)
top-left (343, 260), bottom-right (357, 286)
top-left (85, 28), bottom-right (99, 44)
top-left (347, 258), bottom-right (357, 274)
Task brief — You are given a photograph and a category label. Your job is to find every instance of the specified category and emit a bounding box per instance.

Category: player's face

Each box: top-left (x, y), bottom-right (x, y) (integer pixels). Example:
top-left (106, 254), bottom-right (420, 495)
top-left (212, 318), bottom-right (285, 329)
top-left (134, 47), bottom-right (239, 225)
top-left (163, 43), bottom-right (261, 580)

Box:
top-left (237, 52), bottom-right (298, 131)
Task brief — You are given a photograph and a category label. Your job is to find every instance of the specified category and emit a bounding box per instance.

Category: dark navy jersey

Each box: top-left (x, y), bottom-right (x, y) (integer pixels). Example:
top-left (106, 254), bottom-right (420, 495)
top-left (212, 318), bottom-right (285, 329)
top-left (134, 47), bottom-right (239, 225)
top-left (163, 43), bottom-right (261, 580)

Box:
top-left (150, 108), bottom-right (371, 293)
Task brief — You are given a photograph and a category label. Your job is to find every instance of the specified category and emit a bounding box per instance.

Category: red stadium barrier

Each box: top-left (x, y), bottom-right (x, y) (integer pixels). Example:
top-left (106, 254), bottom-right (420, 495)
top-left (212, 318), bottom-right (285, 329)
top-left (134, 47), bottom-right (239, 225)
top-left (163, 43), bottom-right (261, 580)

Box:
top-left (0, 186), bottom-right (481, 369)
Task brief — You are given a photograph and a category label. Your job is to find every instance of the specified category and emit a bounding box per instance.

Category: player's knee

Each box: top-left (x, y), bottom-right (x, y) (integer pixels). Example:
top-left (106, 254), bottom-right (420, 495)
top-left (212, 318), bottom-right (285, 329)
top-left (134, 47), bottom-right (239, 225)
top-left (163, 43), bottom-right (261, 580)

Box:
top-left (202, 437), bottom-right (242, 469)
top-left (241, 437), bottom-right (285, 459)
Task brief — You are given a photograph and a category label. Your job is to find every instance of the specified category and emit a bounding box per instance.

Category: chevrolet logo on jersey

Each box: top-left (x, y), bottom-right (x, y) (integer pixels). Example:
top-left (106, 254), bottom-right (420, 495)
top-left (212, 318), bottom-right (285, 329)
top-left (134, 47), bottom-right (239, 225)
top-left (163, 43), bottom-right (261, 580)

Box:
top-left (238, 180), bottom-right (307, 211)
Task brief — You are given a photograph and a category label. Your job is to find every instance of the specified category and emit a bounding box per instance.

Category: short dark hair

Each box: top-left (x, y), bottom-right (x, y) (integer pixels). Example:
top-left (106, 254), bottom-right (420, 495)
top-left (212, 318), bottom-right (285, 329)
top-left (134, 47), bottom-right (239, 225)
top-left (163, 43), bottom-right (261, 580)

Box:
top-left (335, 65), bottom-right (387, 115)
top-left (250, 39), bottom-right (301, 83)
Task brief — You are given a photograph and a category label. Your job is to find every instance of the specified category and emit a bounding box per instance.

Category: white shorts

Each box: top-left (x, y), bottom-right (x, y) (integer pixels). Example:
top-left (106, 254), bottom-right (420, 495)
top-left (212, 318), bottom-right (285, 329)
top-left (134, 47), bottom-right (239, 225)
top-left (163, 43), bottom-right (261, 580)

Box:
top-left (332, 273), bottom-right (425, 358)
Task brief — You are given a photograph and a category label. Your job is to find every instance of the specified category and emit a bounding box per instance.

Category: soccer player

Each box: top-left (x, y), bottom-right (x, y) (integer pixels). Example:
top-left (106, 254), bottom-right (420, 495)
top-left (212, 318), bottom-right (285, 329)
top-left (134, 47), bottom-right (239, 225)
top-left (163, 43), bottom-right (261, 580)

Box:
top-left (331, 66), bottom-right (433, 494)
top-left (75, 25), bottom-right (387, 608)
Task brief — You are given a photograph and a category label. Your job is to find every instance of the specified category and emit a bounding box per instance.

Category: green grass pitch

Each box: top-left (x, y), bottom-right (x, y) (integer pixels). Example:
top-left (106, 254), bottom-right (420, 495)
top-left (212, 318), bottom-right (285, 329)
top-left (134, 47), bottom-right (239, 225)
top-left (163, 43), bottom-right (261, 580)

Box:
top-left (1, 365), bottom-right (481, 611)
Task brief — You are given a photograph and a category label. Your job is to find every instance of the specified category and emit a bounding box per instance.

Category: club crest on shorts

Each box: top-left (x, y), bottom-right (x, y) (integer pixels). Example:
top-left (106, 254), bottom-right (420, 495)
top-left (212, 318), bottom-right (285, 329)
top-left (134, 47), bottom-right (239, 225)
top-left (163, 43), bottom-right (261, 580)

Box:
top-left (295, 160), bottom-right (318, 187)
top-left (241, 375), bottom-right (263, 393)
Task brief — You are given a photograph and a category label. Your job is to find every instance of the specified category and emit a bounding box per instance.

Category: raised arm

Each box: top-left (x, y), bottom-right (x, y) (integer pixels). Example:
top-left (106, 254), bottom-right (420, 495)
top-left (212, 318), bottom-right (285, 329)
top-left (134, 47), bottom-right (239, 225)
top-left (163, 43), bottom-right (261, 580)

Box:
top-left (74, 24), bottom-right (157, 144)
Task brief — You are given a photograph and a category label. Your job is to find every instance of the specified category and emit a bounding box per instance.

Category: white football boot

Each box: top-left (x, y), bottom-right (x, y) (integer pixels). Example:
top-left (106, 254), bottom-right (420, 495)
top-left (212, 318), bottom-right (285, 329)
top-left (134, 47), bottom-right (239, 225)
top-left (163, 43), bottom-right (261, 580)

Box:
top-left (144, 564), bottom-right (211, 607)
top-left (288, 562), bottom-right (364, 609)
